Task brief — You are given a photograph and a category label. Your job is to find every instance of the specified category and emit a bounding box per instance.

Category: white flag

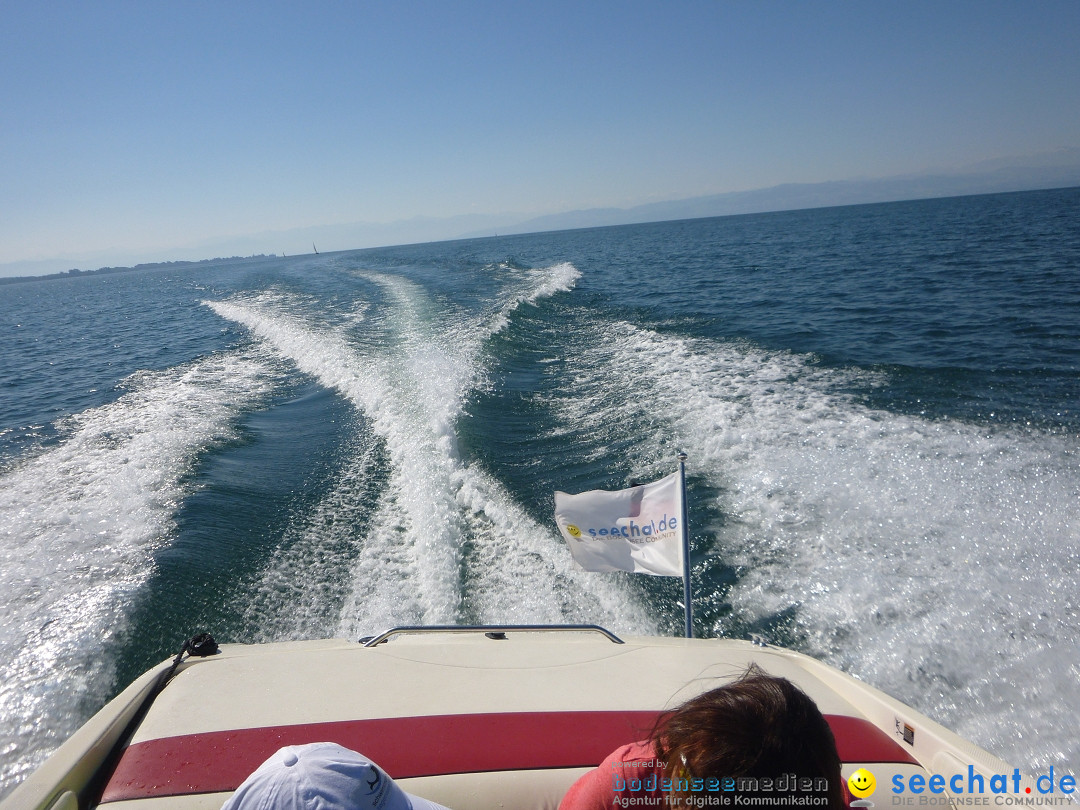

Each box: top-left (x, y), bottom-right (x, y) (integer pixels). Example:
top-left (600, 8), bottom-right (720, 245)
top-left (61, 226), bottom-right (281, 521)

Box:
top-left (554, 472), bottom-right (684, 577)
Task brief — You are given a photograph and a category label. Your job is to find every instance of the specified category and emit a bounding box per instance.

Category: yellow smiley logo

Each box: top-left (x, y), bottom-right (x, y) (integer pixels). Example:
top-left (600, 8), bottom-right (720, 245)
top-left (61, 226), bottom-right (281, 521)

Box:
top-left (566, 524), bottom-right (582, 538)
top-left (848, 768), bottom-right (876, 798)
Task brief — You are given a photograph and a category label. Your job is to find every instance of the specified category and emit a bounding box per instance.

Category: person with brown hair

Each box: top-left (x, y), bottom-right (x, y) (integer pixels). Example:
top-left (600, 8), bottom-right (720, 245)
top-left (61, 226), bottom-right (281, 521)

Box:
top-left (560, 665), bottom-right (847, 809)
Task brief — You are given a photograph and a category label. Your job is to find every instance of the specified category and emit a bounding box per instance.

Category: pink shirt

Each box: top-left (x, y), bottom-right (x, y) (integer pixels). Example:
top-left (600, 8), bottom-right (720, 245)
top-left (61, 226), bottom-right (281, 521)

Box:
top-left (560, 740), bottom-right (666, 810)
top-left (560, 740), bottom-right (850, 810)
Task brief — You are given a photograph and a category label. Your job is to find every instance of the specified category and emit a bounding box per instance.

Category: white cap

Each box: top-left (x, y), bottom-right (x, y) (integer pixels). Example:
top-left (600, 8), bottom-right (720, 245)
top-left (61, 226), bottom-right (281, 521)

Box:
top-left (220, 742), bottom-right (452, 810)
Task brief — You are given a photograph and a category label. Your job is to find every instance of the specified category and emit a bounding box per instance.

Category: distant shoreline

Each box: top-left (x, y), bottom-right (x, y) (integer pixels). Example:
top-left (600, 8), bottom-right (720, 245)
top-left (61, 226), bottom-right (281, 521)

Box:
top-left (0, 254), bottom-right (277, 286)
top-left (5, 181), bottom-right (1079, 283)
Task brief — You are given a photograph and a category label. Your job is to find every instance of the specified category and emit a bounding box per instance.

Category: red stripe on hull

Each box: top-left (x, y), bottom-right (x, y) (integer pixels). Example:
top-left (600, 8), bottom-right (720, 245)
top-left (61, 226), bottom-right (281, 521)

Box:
top-left (100, 711), bottom-right (915, 803)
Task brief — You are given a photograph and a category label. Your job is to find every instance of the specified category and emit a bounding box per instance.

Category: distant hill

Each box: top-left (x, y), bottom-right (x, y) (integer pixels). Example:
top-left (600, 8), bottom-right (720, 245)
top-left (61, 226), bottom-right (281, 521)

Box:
top-left (0, 255), bottom-right (277, 284)
top-left (5, 148), bottom-right (1078, 278)
top-left (469, 149), bottom-right (1080, 237)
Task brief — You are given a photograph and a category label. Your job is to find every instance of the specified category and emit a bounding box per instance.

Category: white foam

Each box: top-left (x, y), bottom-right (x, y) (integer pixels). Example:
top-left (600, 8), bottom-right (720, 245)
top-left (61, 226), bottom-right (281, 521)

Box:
top-left (546, 320), bottom-right (1080, 772)
top-left (487, 262), bottom-right (581, 335)
top-left (452, 463), bottom-right (657, 632)
top-left (209, 289), bottom-right (469, 623)
top-left (237, 432), bottom-right (384, 641)
top-left (208, 263), bottom-right (648, 640)
top-left (0, 350), bottom-right (278, 791)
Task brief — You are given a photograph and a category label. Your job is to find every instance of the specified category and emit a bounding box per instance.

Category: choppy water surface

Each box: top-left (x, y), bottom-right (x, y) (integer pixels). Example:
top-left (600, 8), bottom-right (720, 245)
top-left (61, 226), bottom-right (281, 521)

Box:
top-left (1, 188), bottom-right (1078, 795)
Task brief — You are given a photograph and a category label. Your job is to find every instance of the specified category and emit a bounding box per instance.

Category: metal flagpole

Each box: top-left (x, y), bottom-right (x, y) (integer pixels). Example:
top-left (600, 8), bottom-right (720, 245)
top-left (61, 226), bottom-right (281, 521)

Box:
top-left (678, 451), bottom-right (693, 638)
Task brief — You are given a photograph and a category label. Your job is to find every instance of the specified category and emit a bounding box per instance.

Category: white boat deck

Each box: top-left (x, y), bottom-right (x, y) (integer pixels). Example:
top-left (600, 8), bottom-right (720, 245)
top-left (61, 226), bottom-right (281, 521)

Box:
top-left (4, 628), bottom-right (1020, 810)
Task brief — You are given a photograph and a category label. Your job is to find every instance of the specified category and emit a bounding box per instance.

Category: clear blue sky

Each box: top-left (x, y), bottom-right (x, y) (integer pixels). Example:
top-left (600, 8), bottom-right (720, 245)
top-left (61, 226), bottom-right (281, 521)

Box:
top-left (2, 0), bottom-right (1078, 272)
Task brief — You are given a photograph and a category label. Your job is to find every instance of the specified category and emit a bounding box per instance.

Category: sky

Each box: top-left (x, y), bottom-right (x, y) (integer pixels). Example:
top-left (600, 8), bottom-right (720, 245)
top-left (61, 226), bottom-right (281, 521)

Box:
top-left (2, 0), bottom-right (1079, 275)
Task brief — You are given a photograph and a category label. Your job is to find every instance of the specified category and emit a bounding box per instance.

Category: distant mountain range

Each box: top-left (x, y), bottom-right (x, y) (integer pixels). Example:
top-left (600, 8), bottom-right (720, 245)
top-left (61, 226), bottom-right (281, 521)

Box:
top-left (4, 148), bottom-right (1079, 278)
top-left (215, 147), bottom-right (1080, 251)
top-left (464, 148), bottom-right (1080, 237)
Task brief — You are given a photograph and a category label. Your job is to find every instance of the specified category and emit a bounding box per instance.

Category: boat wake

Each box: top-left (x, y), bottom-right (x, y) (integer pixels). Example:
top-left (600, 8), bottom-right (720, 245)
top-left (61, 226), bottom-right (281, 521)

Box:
top-left (206, 263), bottom-right (653, 642)
top-left (0, 350), bottom-right (278, 790)
top-left (540, 316), bottom-right (1080, 772)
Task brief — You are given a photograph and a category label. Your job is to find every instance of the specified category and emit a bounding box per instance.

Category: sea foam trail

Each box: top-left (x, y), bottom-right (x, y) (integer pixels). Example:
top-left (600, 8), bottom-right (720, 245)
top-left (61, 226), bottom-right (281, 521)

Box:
top-left (208, 263), bottom-right (651, 639)
top-left (208, 290), bottom-right (467, 625)
top-left (237, 431), bottom-right (384, 641)
top-left (487, 261), bottom-right (581, 335)
top-left (547, 320), bottom-right (1080, 773)
top-left (0, 350), bottom-right (277, 792)
top-left (451, 464), bottom-right (656, 631)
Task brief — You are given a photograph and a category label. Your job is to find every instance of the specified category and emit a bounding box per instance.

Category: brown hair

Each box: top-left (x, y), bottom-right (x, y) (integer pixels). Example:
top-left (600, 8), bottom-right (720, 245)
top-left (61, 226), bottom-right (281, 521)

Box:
top-left (652, 665), bottom-right (845, 809)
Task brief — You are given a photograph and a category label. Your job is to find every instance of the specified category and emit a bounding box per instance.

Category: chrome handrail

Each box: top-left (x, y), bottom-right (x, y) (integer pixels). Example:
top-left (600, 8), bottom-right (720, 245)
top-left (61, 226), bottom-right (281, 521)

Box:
top-left (361, 624), bottom-right (624, 647)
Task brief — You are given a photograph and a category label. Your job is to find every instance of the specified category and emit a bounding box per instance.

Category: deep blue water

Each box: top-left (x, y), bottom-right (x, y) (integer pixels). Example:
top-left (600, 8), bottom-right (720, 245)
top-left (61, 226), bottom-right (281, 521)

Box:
top-left (1, 188), bottom-right (1078, 794)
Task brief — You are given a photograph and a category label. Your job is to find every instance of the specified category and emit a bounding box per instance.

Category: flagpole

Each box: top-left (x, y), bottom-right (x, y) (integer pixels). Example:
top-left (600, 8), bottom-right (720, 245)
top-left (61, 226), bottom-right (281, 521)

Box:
top-left (678, 451), bottom-right (693, 638)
